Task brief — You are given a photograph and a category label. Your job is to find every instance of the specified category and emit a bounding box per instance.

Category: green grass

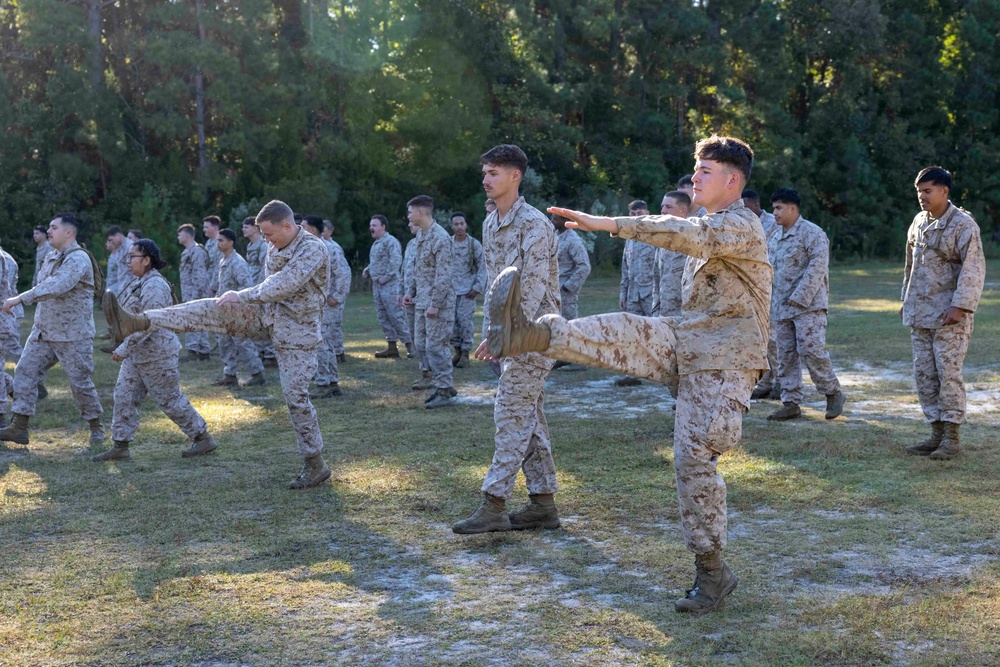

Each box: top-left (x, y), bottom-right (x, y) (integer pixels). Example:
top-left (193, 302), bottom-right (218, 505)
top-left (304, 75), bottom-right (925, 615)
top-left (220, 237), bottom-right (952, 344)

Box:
top-left (1, 261), bottom-right (999, 666)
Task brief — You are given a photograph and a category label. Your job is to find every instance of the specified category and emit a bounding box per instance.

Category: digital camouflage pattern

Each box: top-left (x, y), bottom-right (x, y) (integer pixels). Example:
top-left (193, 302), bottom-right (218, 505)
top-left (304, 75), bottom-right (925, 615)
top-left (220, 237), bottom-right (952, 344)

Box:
top-left (368, 232), bottom-right (410, 344)
top-left (450, 234), bottom-right (485, 350)
top-left (768, 216), bottom-right (830, 321)
top-left (245, 237), bottom-right (268, 284)
top-left (902, 202), bottom-right (985, 424)
top-left (774, 311), bottom-right (841, 404)
top-left (33, 240), bottom-right (53, 287)
top-left (620, 238), bottom-right (657, 315)
top-left (217, 250), bottom-right (264, 377)
top-left (653, 248), bottom-right (686, 317)
top-left (402, 233), bottom-right (427, 371)
top-left (111, 269), bottom-right (207, 442)
top-left (409, 223), bottom-right (455, 390)
top-left (556, 227), bottom-right (591, 320)
top-left (179, 243), bottom-right (212, 354)
top-left (205, 236), bottom-right (222, 296)
top-left (105, 236), bottom-right (132, 296)
top-left (316, 238), bottom-right (351, 385)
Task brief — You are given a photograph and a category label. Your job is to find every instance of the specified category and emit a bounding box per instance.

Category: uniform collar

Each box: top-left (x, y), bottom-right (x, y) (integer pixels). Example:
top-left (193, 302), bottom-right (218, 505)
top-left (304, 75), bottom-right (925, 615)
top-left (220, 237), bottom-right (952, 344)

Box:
top-left (494, 196), bottom-right (526, 231)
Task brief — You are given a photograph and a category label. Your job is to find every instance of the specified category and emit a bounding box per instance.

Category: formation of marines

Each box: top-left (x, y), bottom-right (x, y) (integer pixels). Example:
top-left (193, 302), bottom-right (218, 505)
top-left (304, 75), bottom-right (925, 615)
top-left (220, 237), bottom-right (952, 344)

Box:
top-left (0, 139), bottom-right (986, 617)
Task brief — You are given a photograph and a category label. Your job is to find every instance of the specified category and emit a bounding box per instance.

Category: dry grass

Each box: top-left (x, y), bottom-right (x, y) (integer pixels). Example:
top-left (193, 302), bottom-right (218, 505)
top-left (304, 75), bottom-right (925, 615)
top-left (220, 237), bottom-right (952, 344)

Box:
top-left (1, 261), bottom-right (999, 666)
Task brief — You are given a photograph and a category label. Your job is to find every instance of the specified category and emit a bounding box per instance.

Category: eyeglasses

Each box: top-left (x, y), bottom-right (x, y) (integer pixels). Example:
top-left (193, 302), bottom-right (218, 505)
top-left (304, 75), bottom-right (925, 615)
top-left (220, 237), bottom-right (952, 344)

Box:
top-left (127, 254), bottom-right (146, 261)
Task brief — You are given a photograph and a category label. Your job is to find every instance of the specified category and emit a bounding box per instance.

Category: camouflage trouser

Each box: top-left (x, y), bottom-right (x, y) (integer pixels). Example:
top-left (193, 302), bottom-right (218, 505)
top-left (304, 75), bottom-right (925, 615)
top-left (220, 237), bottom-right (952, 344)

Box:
top-left (405, 305), bottom-right (428, 372)
top-left (147, 299), bottom-right (324, 457)
top-left (560, 289), bottom-right (580, 320)
top-left (753, 333), bottom-right (779, 393)
top-left (220, 335), bottom-right (264, 377)
top-left (911, 320), bottom-right (973, 424)
top-left (184, 331), bottom-right (210, 354)
top-left (11, 314), bottom-right (23, 356)
top-left (414, 308), bottom-right (454, 390)
top-left (112, 356), bottom-right (207, 442)
top-left (0, 312), bottom-right (18, 362)
top-left (775, 311), bottom-right (840, 404)
top-left (539, 312), bottom-right (756, 554)
top-left (13, 334), bottom-right (103, 419)
top-left (256, 340), bottom-right (276, 360)
top-left (315, 304), bottom-right (342, 385)
top-left (328, 301), bottom-right (345, 356)
top-left (481, 358), bottom-right (557, 499)
top-left (624, 294), bottom-right (656, 317)
top-left (373, 280), bottom-right (410, 344)
top-left (1, 371), bottom-right (11, 414)
top-left (450, 295), bottom-right (477, 351)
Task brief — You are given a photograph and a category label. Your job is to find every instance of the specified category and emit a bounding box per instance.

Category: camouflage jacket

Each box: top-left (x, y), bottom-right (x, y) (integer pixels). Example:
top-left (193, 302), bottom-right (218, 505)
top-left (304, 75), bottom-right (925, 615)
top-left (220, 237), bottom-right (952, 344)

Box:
top-left (614, 198), bottom-right (772, 374)
top-left (33, 241), bottom-right (53, 287)
top-left (620, 239), bottom-right (658, 303)
top-left (245, 237), bottom-right (268, 284)
top-left (19, 242), bottom-right (97, 342)
top-left (218, 250), bottom-right (254, 296)
top-left (768, 216), bottom-right (830, 320)
top-left (114, 269), bottom-right (180, 363)
top-left (902, 202), bottom-right (986, 329)
top-left (409, 222), bottom-right (455, 310)
top-left (205, 237), bottom-right (222, 294)
top-left (179, 243), bottom-right (212, 301)
top-left (402, 232), bottom-right (420, 299)
top-left (106, 237), bottom-right (133, 296)
top-left (557, 228), bottom-right (591, 297)
top-left (653, 247), bottom-right (686, 317)
top-left (450, 235), bottom-right (486, 296)
top-left (323, 238), bottom-right (352, 305)
top-left (367, 233), bottom-right (403, 285)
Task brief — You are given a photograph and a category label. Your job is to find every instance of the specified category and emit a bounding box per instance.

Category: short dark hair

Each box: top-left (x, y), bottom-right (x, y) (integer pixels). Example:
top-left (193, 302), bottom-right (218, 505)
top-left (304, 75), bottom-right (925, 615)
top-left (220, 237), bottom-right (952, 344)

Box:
top-left (770, 188), bottom-right (801, 206)
top-left (450, 211), bottom-right (467, 222)
top-left (370, 214), bottom-right (389, 228)
top-left (407, 195), bottom-right (434, 210)
top-left (242, 216), bottom-right (257, 227)
top-left (202, 215), bottom-right (222, 228)
top-left (676, 174), bottom-right (694, 189)
top-left (695, 135), bottom-right (754, 183)
top-left (293, 213), bottom-right (303, 223)
top-left (741, 188), bottom-right (760, 203)
top-left (302, 215), bottom-right (324, 234)
top-left (133, 239), bottom-right (167, 270)
top-left (177, 223), bottom-right (196, 237)
top-left (106, 225), bottom-right (123, 239)
top-left (218, 228), bottom-right (237, 243)
top-left (480, 144), bottom-right (528, 175)
top-left (128, 229), bottom-right (143, 239)
top-left (665, 191), bottom-right (691, 208)
top-left (915, 166), bottom-right (952, 189)
top-left (628, 200), bottom-right (649, 212)
top-left (323, 220), bottom-right (333, 232)
top-left (54, 212), bottom-right (80, 231)
top-left (34, 225), bottom-right (48, 235)
top-left (256, 200), bottom-right (294, 226)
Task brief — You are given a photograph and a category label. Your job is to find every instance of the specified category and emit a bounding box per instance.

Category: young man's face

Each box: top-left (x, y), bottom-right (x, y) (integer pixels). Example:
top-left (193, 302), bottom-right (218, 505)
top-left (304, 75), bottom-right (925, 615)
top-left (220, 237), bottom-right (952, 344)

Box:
top-left (407, 220), bottom-right (418, 235)
top-left (203, 221), bottom-right (219, 239)
top-left (106, 233), bottom-right (123, 252)
top-left (258, 218), bottom-right (297, 248)
top-left (485, 200), bottom-right (496, 214)
top-left (690, 159), bottom-right (738, 212)
top-left (744, 198), bottom-right (762, 217)
top-left (33, 229), bottom-right (47, 244)
top-left (915, 181), bottom-right (949, 215)
top-left (303, 224), bottom-right (321, 238)
top-left (322, 223), bottom-right (333, 239)
top-left (127, 231), bottom-right (140, 243)
top-left (482, 164), bottom-right (519, 202)
top-left (369, 219), bottom-right (386, 239)
top-left (772, 201), bottom-right (799, 228)
top-left (550, 215), bottom-right (566, 232)
top-left (217, 235), bottom-right (233, 253)
top-left (451, 216), bottom-right (467, 237)
top-left (242, 223), bottom-right (257, 239)
top-left (48, 219), bottom-right (74, 250)
top-left (660, 196), bottom-right (690, 217)
top-left (178, 230), bottom-right (192, 246)
top-left (628, 205), bottom-right (649, 216)
top-left (407, 205), bottom-right (431, 226)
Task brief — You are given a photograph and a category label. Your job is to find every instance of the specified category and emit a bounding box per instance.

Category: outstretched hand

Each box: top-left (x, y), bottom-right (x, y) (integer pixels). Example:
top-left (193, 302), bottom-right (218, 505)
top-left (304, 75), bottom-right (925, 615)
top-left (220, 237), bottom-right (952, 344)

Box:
top-left (216, 291), bottom-right (241, 307)
top-left (547, 207), bottom-right (619, 234)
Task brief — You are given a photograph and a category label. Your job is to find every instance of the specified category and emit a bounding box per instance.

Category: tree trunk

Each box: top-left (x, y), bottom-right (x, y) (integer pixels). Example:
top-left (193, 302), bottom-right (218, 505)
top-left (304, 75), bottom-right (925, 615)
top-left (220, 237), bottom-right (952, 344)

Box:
top-left (194, 0), bottom-right (207, 173)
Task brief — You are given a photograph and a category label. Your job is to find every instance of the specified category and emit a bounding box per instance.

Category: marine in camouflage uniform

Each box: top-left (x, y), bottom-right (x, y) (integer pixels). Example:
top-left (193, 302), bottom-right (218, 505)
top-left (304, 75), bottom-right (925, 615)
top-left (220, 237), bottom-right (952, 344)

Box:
top-left (365, 218), bottom-right (411, 356)
top-left (1, 214), bottom-right (105, 445)
top-left (105, 202), bottom-right (332, 489)
top-left (452, 146), bottom-right (562, 538)
top-left (402, 225), bottom-right (427, 381)
top-left (902, 167), bottom-right (986, 460)
top-left (177, 226), bottom-right (212, 357)
top-left (303, 215), bottom-right (351, 396)
top-left (766, 189), bottom-right (844, 421)
top-left (619, 239), bottom-right (658, 316)
top-left (243, 217), bottom-right (277, 365)
top-left (0, 242), bottom-right (20, 421)
top-left (651, 191), bottom-right (692, 318)
top-left (405, 197), bottom-right (456, 407)
top-left (448, 214), bottom-right (486, 366)
top-left (32, 229), bottom-right (54, 287)
top-left (104, 228), bottom-right (133, 296)
top-left (94, 253), bottom-right (215, 461)
top-left (554, 216), bottom-right (591, 320)
top-left (215, 237), bottom-right (265, 384)
top-left (742, 189), bottom-right (781, 399)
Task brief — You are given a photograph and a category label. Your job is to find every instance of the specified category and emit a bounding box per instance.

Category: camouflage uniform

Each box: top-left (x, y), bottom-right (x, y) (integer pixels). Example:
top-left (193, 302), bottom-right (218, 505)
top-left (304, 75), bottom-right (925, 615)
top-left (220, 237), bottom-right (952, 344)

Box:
top-left (902, 202), bottom-right (986, 424)
top-left (367, 233), bottom-right (411, 344)
top-left (769, 216), bottom-right (841, 404)
top-left (105, 236), bottom-right (133, 296)
top-left (0, 246), bottom-right (20, 410)
top-left (111, 270), bottom-right (207, 442)
top-left (481, 197), bottom-right (561, 499)
top-left (620, 239), bottom-right (657, 316)
top-left (751, 210), bottom-right (783, 395)
top-left (217, 250), bottom-right (264, 377)
top-left (536, 201), bottom-right (771, 554)
top-left (653, 248), bottom-right (687, 317)
top-left (146, 227), bottom-right (329, 456)
top-left (14, 242), bottom-right (104, 420)
top-left (403, 233), bottom-right (427, 372)
top-left (759, 210), bottom-right (778, 239)
top-left (33, 240), bottom-right (54, 287)
top-left (205, 237), bottom-right (222, 297)
top-left (408, 223), bottom-right (456, 390)
top-left (178, 243), bottom-right (212, 354)
top-left (315, 238), bottom-right (351, 386)
top-left (556, 228), bottom-right (591, 320)
top-left (449, 235), bottom-right (486, 352)
top-left (246, 236), bottom-right (277, 362)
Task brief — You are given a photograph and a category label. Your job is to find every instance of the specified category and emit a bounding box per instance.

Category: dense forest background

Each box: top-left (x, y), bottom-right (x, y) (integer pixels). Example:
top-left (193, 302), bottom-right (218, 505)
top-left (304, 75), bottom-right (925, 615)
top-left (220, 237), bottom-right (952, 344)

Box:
top-left (1, 0), bottom-right (998, 285)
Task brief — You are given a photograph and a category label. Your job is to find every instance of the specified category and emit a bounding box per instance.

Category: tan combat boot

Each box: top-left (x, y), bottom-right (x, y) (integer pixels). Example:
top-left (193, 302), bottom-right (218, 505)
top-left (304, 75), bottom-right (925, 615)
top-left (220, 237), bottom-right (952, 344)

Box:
top-left (0, 413), bottom-right (30, 445)
top-left (486, 267), bottom-right (551, 358)
top-left (412, 371), bottom-right (433, 391)
top-left (825, 390), bottom-right (846, 419)
top-left (509, 493), bottom-right (561, 530)
top-left (674, 552), bottom-right (739, 615)
top-left (374, 341), bottom-right (400, 359)
top-left (906, 421), bottom-right (944, 456)
top-left (88, 418), bottom-right (106, 443)
top-left (288, 454), bottom-right (331, 489)
top-left (929, 422), bottom-right (961, 460)
top-left (92, 440), bottom-right (131, 462)
top-left (181, 431), bottom-right (218, 458)
top-left (455, 350), bottom-right (470, 368)
top-left (102, 290), bottom-right (150, 346)
top-left (452, 494), bottom-right (511, 534)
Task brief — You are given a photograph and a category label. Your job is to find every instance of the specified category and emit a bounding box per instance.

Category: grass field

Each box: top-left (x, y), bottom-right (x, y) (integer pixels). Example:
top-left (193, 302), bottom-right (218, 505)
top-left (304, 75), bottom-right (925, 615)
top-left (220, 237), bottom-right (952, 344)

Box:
top-left (1, 261), bottom-right (998, 666)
